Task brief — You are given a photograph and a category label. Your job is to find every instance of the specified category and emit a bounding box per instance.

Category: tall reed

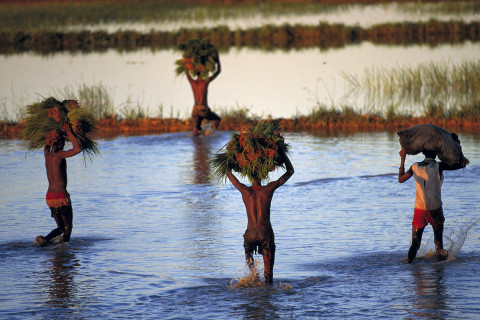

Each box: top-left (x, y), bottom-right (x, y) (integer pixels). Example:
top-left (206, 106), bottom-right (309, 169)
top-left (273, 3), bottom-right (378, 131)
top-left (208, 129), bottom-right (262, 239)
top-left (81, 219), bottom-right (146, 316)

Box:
top-left (343, 59), bottom-right (480, 116)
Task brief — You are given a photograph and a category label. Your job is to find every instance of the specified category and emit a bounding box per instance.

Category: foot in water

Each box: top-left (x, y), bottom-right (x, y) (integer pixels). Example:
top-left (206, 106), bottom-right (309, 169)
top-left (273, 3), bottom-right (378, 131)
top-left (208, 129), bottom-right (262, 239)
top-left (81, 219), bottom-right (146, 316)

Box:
top-left (436, 249), bottom-right (448, 261)
top-left (35, 235), bottom-right (64, 247)
top-left (51, 235), bottom-right (64, 245)
top-left (35, 235), bottom-right (47, 247)
top-left (402, 257), bottom-right (411, 264)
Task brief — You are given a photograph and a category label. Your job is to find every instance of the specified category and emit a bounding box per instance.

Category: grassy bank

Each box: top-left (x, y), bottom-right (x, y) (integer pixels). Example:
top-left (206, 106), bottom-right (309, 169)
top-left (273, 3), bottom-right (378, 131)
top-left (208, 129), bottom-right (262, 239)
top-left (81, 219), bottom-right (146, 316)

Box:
top-left (2, 102), bottom-right (479, 140)
top-left (343, 60), bottom-right (480, 115)
top-left (1, 0), bottom-right (478, 33)
top-left (1, 20), bottom-right (479, 54)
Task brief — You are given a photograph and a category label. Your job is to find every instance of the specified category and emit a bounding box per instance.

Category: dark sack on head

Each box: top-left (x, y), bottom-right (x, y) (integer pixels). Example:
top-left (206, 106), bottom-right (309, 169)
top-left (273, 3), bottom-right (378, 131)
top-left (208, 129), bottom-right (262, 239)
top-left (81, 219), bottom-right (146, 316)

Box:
top-left (397, 124), bottom-right (469, 166)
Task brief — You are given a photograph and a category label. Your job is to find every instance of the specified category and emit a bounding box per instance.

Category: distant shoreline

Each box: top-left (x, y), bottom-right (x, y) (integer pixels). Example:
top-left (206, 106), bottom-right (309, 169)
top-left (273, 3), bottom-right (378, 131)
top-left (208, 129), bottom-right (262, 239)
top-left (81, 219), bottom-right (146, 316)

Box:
top-left (1, 116), bottom-right (479, 140)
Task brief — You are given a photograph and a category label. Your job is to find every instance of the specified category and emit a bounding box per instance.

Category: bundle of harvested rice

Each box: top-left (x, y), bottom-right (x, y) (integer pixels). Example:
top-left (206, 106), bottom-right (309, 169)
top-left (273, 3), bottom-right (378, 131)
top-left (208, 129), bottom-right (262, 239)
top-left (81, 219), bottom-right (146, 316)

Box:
top-left (175, 39), bottom-right (219, 79)
top-left (210, 121), bottom-right (290, 184)
top-left (22, 97), bottom-right (99, 157)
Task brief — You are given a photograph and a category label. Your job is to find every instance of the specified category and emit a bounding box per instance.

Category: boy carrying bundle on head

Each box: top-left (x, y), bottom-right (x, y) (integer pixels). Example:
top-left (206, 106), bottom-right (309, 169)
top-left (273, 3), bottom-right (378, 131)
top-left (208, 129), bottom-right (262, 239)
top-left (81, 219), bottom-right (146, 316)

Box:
top-left (38, 121), bottom-right (81, 246)
top-left (210, 122), bottom-right (294, 285)
top-left (175, 39), bottom-right (221, 136)
top-left (22, 98), bottom-right (98, 246)
top-left (397, 124), bottom-right (469, 263)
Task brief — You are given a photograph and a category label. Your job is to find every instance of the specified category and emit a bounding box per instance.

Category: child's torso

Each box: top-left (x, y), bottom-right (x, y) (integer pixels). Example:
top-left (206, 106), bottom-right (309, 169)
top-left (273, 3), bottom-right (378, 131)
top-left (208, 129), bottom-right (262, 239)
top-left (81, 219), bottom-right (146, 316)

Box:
top-left (412, 161), bottom-right (443, 210)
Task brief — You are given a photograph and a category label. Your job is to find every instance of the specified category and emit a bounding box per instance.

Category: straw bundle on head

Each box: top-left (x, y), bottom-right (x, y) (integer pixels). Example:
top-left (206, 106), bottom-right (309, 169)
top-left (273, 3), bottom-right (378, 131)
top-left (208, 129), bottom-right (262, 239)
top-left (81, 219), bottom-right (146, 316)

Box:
top-left (210, 121), bottom-right (290, 184)
top-left (175, 39), bottom-right (219, 79)
top-left (22, 97), bottom-right (99, 157)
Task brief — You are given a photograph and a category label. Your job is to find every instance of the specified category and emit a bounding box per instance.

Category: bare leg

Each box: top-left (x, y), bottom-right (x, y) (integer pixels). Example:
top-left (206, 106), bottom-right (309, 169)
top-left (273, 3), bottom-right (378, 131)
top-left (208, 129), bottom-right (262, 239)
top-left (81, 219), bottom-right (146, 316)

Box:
top-left (432, 222), bottom-right (448, 261)
top-left (263, 251), bottom-right (275, 285)
top-left (45, 208), bottom-right (64, 242)
top-left (192, 115), bottom-right (202, 135)
top-left (405, 226), bottom-right (425, 263)
top-left (60, 205), bottom-right (73, 242)
top-left (212, 119), bottom-right (220, 130)
top-left (245, 249), bottom-right (255, 272)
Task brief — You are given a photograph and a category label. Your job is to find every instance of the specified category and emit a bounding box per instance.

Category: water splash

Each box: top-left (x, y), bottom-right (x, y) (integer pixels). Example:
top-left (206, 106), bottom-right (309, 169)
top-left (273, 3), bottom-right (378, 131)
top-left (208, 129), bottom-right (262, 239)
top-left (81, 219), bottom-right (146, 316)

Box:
top-left (418, 218), bottom-right (480, 260)
top-left (229, 258), bottom-right (294, 290)
top-left (444, 218), bottom-right (480, 260)
top-left (230, 258), bottom-right (264, 289)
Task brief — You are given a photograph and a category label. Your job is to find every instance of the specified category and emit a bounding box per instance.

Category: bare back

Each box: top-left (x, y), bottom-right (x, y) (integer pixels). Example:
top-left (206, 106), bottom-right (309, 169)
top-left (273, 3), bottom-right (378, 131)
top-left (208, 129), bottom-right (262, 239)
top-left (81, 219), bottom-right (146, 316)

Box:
top-left (238, 183), bottom-right (280, 229)
top-left (186, 60), bottom-right (220, 107)
top-left (188, 76), bottom-right (211, 106)
top-left (227, 149), bottom-right (294, 229)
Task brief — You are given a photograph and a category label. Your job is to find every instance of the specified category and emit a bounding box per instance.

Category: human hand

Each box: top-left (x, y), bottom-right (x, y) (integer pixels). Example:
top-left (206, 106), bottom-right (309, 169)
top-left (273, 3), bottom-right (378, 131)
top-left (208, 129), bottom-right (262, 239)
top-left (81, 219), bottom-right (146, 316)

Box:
top-left (61, 121), bottom-right (71, 132)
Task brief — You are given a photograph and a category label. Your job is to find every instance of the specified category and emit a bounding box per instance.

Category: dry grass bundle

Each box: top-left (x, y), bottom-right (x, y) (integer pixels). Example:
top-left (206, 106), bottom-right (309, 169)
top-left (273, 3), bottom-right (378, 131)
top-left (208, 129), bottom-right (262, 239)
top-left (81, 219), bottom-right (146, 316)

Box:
top-left (210, 121), bottom-right (290, 184)
top-left (22, 97), bottom-right (99, 157)
top-left (175, 39), bottom-right (219, 79)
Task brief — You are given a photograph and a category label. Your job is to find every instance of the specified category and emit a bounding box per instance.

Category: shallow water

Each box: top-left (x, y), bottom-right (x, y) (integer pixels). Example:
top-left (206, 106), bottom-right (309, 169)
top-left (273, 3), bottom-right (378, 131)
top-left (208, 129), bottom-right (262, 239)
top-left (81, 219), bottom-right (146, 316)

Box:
top-left (2, 42), bottom-right (479, 120)
top-left (65, 2), bottom-right (480, 32)
top-left (0, 131), bottom-right (479, 319)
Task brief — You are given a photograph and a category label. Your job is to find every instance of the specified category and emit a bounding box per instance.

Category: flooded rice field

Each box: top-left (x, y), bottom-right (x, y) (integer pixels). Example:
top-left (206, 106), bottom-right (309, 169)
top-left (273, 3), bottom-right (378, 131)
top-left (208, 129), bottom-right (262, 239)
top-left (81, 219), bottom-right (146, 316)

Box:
top-left (2, 42), bottom-right (479, 120)
top-left (1, 130), bottom-right (479, 319)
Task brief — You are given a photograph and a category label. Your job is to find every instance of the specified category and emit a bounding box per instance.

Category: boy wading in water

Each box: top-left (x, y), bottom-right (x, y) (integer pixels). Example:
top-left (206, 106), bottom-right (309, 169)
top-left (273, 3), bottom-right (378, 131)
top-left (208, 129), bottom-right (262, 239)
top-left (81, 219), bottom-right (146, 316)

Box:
top-left (226, 147), bottom-right (294, 285)
top-left (36, 122), bottom-right (81, 246)
top-left (186, 58), bottom-right (221, 136)
top-left (398, 147), bottom-right (466, 263)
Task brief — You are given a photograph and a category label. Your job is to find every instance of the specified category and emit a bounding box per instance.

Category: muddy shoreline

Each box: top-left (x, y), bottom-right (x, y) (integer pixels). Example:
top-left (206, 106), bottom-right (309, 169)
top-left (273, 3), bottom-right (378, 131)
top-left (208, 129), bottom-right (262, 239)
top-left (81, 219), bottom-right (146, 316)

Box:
top-left (1, 116), bottom-right (478, 140)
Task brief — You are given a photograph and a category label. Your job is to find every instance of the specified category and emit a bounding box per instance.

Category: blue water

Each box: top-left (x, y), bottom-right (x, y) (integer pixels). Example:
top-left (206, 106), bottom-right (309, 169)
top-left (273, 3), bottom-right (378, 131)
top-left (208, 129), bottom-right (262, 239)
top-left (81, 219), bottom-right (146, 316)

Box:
top-left (0, 130), bottom-right (479, 319)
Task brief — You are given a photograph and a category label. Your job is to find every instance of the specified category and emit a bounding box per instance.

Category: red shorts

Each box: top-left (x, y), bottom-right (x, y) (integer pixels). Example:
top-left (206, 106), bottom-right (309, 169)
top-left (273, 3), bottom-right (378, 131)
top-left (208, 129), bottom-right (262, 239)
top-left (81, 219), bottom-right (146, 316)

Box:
top-left (46, 191), bottom-right (71, 209)
top-left (412, 207), bottom-right (444, 229)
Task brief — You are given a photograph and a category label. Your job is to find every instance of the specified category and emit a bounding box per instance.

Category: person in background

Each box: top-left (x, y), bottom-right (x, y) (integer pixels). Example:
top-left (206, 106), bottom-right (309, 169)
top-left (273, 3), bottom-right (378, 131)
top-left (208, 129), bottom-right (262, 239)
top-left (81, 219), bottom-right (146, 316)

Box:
top-left (186, 57), bottom-right (221, 136)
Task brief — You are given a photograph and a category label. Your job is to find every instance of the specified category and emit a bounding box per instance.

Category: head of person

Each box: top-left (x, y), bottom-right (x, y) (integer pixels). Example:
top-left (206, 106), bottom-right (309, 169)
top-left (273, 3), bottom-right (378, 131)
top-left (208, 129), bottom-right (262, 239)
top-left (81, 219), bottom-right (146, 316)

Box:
top-left (52, 136), bottom-right (66, 152)
top-left (46, 129), bottom-right (65, 151)
top-left (422, 150), bottom-right (436, 159)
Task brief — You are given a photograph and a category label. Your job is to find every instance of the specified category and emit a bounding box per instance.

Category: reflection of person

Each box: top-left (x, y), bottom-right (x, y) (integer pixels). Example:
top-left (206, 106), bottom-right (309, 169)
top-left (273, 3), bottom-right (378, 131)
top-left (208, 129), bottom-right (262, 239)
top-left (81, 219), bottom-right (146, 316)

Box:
top-left (192, 136), bottom-right (210, 185)
top-left (47, 248), bottom-right (76, 308)
top-left (226, 147), bottom-right (294, 285)
top-left (398, 147), bottom-right (466, 263)
top-left (409, 265), bottom-right (447, 318)
top-left (186, 58), bottom-right (221, 136)
top-left (36, 123), bottom-right (81, 246)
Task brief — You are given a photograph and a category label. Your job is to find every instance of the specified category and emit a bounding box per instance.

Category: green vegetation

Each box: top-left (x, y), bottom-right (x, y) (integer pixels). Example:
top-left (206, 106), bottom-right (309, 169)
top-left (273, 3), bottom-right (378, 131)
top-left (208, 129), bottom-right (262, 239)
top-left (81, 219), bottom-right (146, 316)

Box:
top-left (343, 59), bottom-right (480, 117)
top-left (3, 81), bottom-right (479, 130)
top-left (0, 1), bottom-right (478, 33)
top-left (1, 20), bottom-right (479, 54)
top-left (0, 0), bottom-right (480, 32)
top-left (210, 121), bottom-right (290, 184)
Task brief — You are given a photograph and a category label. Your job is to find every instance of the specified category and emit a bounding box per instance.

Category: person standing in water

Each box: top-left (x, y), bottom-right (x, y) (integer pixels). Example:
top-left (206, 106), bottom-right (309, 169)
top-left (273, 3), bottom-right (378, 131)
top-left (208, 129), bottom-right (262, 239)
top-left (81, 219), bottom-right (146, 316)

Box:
top-left (186, 57), bottom-right (221, 136)
top-left (36, 122), bottom-right (81, 246)
top-left (398, 146), bottom-right (466, 263)
top-left (226, 147), bottom-right (294, 285)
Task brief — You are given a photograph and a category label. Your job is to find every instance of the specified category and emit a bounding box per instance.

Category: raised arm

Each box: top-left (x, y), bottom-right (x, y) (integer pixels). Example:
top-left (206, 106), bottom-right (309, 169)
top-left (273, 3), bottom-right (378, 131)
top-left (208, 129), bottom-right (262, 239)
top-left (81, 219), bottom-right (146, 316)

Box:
top-left (209, 58), bottom-right (221, 82)
top-left (186, 69), bottom-right (194, 83)
top-left (58, 123), bottom-right (82, 158)
top-left (226, 171), bottom-right (248, 192)
top-left (268, 147), bottom-right (294, 189)
top-left (398, 147), bottom-right (412, 183)
top-left (44, 144), bottom-right (51, 156)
